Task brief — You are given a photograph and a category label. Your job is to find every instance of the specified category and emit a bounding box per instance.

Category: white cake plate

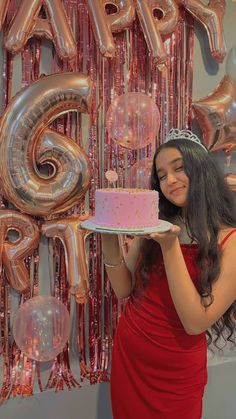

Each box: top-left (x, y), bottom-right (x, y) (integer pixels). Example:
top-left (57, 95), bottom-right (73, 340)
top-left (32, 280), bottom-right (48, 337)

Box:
top-left (80, 219), bottom-right (173, 235)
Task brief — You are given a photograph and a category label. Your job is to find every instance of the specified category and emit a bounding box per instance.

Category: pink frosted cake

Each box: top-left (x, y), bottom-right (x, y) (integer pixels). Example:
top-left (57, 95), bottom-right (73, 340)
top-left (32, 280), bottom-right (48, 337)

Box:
top-left (93, 188), bottom-right (159, 230)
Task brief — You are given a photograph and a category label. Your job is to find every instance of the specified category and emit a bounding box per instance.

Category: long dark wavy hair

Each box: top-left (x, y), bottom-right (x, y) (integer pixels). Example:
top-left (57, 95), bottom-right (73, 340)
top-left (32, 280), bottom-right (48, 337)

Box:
top-left (136, 138), bottom-right (236, 347)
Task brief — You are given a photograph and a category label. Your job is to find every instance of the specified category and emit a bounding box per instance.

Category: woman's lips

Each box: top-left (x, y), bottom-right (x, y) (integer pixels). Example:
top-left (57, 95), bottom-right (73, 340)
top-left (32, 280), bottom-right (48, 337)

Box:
top-left (171, 186), bottom-right (185, 195)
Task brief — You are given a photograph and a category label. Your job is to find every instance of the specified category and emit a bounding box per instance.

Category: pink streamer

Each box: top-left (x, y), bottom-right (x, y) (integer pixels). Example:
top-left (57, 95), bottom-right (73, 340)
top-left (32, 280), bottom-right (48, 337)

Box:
top-left (0, 0), bottom-right (195, 400)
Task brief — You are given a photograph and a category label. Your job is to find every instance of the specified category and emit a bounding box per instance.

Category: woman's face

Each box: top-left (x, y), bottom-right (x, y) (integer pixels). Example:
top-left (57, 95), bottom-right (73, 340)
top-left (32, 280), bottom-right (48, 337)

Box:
top-left (155, 147), bottom-right (189, 208)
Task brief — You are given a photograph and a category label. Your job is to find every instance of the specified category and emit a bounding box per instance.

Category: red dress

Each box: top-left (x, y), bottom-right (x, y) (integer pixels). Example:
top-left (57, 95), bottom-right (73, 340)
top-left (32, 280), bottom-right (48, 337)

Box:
top-left (110, 244), bottom-right (207, 419)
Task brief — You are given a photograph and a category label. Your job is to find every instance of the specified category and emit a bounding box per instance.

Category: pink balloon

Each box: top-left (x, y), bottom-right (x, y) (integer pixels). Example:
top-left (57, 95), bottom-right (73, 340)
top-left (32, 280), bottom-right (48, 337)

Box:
top-left (127, 158), bottom-right (153, 188)
top-left (13, 296), bottom-right (70, 362)
top-left (106, 92), bottom-right (160, 149)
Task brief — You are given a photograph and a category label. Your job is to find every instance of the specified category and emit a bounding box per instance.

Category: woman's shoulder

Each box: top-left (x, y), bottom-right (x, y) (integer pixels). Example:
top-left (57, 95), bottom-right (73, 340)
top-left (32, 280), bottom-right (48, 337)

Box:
top-left (218, 226), bottom-right (236, 249)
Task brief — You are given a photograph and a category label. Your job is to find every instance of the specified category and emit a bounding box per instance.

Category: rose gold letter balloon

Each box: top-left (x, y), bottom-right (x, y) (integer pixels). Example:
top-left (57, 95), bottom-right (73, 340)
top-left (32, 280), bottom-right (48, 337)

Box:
top-left (0, 72), bottom-right (92, 217)
top-left (13, 296), bottom-right (70, 361)
top-left (177, 0), bottom-right (226, 63)
top-left (4, 0), bottom-right (77, 62)
top-left (0, 210), bottom-right (40, 293)
top-left (106, 92), bottom-right (160, 149)
top-left (42, 217), bottom-right (92, 304)
top-left (87, 0), bottom-right (135, 58)
top-left (192, 76), bottom-right (236, 151)
top-left (0, 0), bottom-right (10, 30)
top-left (136, 0), bottom-right (179, 67)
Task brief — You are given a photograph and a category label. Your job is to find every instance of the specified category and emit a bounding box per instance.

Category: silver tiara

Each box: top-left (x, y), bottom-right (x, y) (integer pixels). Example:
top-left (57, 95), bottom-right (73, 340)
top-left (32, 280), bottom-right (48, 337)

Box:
top-left (166, 129), bottom-right (207, 151)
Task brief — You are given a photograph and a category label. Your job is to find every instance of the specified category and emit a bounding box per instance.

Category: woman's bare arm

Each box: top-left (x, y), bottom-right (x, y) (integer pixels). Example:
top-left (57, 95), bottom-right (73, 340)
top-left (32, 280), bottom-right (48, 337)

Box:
top-left (151, 226), bottom-right (236, 335)
top-left (101, 234), bottom-right (142, 299)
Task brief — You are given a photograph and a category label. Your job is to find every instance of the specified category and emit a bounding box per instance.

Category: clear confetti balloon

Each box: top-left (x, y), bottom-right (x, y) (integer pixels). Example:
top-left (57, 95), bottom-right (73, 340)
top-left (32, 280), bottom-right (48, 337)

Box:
top-left (13, 296), bottom-right (70, 362)
top-left (127, 158), bottom-right (153, 189)
top-left (106, 92), bottom-right (160, 149)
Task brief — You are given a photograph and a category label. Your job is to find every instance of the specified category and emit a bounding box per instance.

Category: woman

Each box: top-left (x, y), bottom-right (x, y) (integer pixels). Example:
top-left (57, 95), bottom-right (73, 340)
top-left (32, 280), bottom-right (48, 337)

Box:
top-left (101, 130), bottom-right (236, 419)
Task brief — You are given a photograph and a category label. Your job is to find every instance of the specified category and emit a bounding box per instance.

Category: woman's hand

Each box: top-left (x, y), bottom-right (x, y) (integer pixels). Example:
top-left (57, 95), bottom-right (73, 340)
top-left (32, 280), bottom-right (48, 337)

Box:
top-left (149, 225), bottom-right (181, 250)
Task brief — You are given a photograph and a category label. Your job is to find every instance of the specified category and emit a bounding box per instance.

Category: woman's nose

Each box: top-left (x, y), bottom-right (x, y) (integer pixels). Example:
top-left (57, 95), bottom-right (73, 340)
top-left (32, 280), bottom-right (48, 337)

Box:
top-left (166, 172), bottom-right (177, 185)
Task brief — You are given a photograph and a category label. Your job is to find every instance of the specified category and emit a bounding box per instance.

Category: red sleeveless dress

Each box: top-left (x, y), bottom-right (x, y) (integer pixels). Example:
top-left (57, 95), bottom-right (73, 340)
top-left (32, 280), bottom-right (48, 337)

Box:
top-left (111, 244), bottom-right (207, 419)
top-left (111, 231), bottom-right (236, 418)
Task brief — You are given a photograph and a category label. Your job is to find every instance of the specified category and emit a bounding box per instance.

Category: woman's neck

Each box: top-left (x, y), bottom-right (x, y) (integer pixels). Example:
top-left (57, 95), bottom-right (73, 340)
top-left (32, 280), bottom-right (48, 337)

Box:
top-left (173, 214), bottom-right (194, 244)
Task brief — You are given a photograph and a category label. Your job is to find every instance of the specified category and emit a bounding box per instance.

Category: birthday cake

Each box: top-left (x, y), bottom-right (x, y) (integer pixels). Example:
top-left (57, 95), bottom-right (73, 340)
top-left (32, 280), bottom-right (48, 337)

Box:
top-left (92, 188), bottom-right (159, 230)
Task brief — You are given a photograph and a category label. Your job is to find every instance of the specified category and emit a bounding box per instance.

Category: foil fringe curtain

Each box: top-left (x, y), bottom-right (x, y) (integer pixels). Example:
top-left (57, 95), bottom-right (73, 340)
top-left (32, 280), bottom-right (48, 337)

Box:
top-left (0, 0), bottom-right (194, 402)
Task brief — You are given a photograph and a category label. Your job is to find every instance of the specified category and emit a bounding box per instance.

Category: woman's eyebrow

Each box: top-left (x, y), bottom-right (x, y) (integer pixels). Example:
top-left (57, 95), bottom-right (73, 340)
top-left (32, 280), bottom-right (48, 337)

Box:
top-left (156, 157), bottom-right (183, 174)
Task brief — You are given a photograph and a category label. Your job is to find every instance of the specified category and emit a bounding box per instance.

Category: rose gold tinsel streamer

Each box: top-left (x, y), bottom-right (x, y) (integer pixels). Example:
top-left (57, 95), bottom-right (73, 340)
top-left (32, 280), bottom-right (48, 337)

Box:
top-left (0, 1), bottom-right (40, 403)
top-left (1, 0), bottom-right (16, 108)
top-left (0, 252), bottom-right (40, 403)
top-left (0, 0), bottom-right (195, 400)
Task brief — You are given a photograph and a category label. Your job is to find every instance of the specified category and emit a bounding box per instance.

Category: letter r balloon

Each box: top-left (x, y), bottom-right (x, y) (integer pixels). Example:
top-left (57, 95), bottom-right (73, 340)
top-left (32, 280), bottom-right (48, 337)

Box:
top-left (0, 210), bottom-right (40, 293)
